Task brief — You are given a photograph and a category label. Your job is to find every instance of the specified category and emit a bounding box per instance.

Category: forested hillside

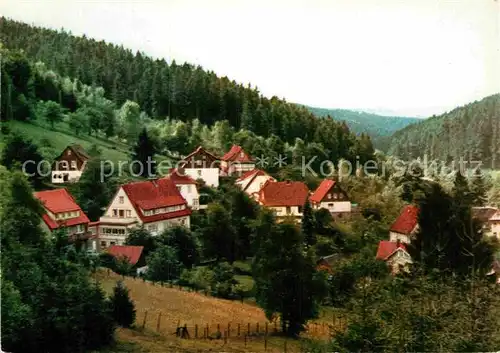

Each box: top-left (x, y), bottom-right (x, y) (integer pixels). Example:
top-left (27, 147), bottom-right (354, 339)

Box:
top-left (0, 17), bottom-right (376, 167)
top-left (307, 106), bottom-right (419, 150)
top-left (388, 94), bottom-right (500, 168)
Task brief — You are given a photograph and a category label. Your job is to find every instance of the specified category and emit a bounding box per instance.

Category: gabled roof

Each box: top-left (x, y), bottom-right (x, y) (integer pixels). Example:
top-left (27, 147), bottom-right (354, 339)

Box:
top-left (390, 205), bottom-right (419, 235)
top-left (165, 168), bottom-right (197, 185)
top-left (54, 144), bottom-right (90, 162)
top-left (221, 145), bottom-right (254, 163)
top-left (376, 240), bottom-right (408, 261)
top-left (259, 180), bottom-right (309, 207)
top-left (236, 169), bottom-right (274, 191)
top-left (472, 207), bottom-right (499, 223)
top-left (183, 146), bottom-right (219, 161)
top-left (310, 179), bottom-right (337, 203)
top-left (120, 179), bottom-right (191, 223)
top-left (34, 188), bottom-right (90, 230)
top-left (34, 188), bottom-right (82, 213)
top-left (108, 245), bottom-right (144, 266)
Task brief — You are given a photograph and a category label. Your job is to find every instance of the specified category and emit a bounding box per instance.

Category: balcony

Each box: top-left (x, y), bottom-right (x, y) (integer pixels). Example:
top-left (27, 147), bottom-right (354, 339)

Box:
top-left (99, 216), bottom-right (138, 225)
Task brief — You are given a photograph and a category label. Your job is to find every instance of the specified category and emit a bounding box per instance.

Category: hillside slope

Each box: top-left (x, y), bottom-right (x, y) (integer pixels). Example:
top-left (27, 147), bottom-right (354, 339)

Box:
top-left (387, 94), bottom-right (500, 168)
top-left (307, 106), bottom-right (419, 149)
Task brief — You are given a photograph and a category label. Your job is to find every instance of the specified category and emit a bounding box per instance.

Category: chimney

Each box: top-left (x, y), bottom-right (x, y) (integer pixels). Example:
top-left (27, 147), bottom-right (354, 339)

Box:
top-left (285, 179), bottom-right (291, 185)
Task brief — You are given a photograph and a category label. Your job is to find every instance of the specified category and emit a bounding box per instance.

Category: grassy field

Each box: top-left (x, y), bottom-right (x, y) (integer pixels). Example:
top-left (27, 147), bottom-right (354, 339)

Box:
top-left (1, 121), bottom-right (172, 171)
top-left (96, 269), bottom-right (340, 352)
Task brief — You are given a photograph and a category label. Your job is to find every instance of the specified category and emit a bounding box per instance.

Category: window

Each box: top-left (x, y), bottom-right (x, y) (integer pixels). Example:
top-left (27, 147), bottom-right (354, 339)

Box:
top-left (113, 209), bottom-right (118, 217)
top-left (193, 198), bottom-right (199, 207)
top-left (197, 170), bottom-right (202, 177)
top-left (339, 194), bottom-right (344, 200)
top-left (100, 241), bottom-right (107, 248)
top-left (110, 241), bottom-right (116, 246)
top-left (126, 210), bottom-right (131, 217)
top-left (181, 219), bottom-right (186, 225)
top-left (327, 193), bottom-right (332, 200)
top-left (67, 150), bottom-right (72, 156)
top-left (333, 193), bottom-right (338, 200)
top-left (119, 210), bottom-right (124, 218)
top-left (328, 203), bottom-right (334, 208)
top-left (298, 206), bottom-right (303, 213)
top-left (147, 224), bottom-right (158, 233)
top-left (119, 196), bottom-right (124, 204)
top-left (286, 207), bottom-right (291, 214)
top-left (71, 160), bottom-right (77, 170)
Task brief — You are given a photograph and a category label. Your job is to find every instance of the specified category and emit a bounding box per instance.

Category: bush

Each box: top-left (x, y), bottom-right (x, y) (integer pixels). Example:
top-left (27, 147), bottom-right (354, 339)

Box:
top-left (179, 267), bottom-right (214, 290)
top-left (210, 262), bottom-right (238, 299)
top-left (109, 281), bottom-right (136, 328)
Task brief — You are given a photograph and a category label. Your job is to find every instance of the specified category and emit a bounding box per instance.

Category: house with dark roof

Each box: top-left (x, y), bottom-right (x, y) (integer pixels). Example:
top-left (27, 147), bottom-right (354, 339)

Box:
top-left (376, 240), bottom-right (412, 274)
top-left (90, 178), bottom-right (191, 251)
top-left (310, 179), bottom-right (351, 218)
top-left (179, 146), bottom-right (220, 187)
top-left (51, 144), bottom-right (90, 184)
top-left (165, 168), bottom-right (201, 210)
top-left (389, 205), bottom-right (419, 244)
top-left (34, 188), bottom-right (94, 250)
top-left (235, 169), bottom-right (275, 200)
top-left (258, 180), bottom-right (309, 221)
top-left (220, 145), bottom-right (255, 176)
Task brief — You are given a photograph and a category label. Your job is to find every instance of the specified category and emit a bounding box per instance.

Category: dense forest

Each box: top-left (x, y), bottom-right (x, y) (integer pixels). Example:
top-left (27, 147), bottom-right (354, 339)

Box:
top-left (307, 106), bottom-right (418, 150)
top-left (388, 94), bottom-right (500, 168)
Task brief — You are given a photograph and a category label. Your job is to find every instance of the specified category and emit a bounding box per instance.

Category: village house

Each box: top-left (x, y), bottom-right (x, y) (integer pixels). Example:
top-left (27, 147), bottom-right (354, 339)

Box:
top-left (472, 206), bottom-right (499, 239)
top-left (310, 179), bottom-right (351, 218)
top-left (165, 168), bottom-right (201, 210)
top-left (34, 188), bottom-right (94, 250)
top-left (376, 240), bottom-right (413, 274)
top-left (389, 205), bottom-right (419, 244)
top-left (89, 178), bottom-right (191, 251)
top-left (258, 180), bottom-right (309, 221)
top-left (235, 168), bottom-right (275, 200)
top-left (179, 146), bottom-right (220, 187)
top-left (220, 145), bottom-right (255, 176)
top-left (51, 144), bottom-right (90, 184)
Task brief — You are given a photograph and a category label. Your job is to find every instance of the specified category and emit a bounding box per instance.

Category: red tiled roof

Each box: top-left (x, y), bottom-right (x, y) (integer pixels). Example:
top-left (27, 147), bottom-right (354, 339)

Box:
top-left (259, 181), bottom-right (309, 207)
top-left (390, 205), bottom-right (419, 235)
top-left (108, 245), bottom-right (144, 266)
top-left (310, 179), bottom-right (336, 203)
top-left (221, 145), bottom-right (254, 162)
top-left (121, 179), bottom-right (191, 223)
top-left (34, 188), bottom-right (82, 213)
top-left (376, 240), bottom-right (407, 261)
top-left (34, 189), bottom-right (90, 230)
top-left (165, 168), bottom-right (197, 185)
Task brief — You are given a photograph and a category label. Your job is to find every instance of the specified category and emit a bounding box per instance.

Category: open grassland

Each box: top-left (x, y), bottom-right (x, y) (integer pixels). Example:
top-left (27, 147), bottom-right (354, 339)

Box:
top-left (96, 269), bottom-right (342, 352)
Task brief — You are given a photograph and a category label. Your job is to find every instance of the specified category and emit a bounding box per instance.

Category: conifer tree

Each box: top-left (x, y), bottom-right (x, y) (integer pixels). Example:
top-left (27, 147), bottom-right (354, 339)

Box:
top-left (109, 280), bottom-right (136, 328)
top-left (302, 197), bottom-right (316, 247)
top-left (131, 127), bottom-right (156, 178)
top-left (470, 168), bottom-right (488, 206)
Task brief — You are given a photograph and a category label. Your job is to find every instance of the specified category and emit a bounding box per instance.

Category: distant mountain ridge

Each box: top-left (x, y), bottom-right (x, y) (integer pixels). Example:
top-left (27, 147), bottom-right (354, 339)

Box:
top-left (305, 106), bottom-right (420, 150)
top-left (387, 94), bottom-right (500, 168)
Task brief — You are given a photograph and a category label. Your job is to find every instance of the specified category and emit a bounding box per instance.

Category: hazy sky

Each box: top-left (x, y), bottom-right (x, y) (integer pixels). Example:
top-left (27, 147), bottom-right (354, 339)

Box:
top-left (1, 0), bottom-right (499, 117)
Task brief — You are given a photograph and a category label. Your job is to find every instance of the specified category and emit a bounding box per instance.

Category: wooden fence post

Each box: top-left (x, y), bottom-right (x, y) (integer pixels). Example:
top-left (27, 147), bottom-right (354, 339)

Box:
top-left (274, 320), bottom-right (277, 333)
top-left (227, 323), bottom-right (230, 337)
top-left (264, 335), bottom-right (267, 351)
top-left (142, 310), bottom-right (148, 329)
top-left (237, 323), bottom-right (240, 336)
top-left (195, 324), bottom-right (198, 338)
top-left (247, 322), bottom-right (250, 334)
top-left (206, 323), bottom-right (209, 337)
top-left (217, 323), bottom-right (220, 334)
top-left (156, 312), bottom-right (162, 332)
top-left (256, 322), bottom-right (259, 334)
top-left (265, 322), bottom-right (268, 335)
top-left (223, 330), bottom-right (227, 344)
top-left (244, 333), bottom-right (247, 347)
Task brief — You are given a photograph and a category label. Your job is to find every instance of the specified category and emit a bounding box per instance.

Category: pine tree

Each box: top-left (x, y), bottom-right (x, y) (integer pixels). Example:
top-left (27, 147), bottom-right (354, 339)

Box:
top-left (302, 197), bottom-right (316, 247)
top-left (131, 127), bottom-right (156, 178)
top-left (109, 280), bottom-right (136, 328)
top-left (470, 168), bottom-right (488, 206)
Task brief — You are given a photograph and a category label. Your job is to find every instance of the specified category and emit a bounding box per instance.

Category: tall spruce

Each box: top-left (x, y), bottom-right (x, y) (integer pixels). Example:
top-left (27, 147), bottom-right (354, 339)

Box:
top-left (302, 197), bottom-right (316, 247)
top-left (470, 168), bottom-right (488, 206)
top-left (131, 127), bottom-right (156, 178)
top-left (109, 281), bottom-right (136, 328)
